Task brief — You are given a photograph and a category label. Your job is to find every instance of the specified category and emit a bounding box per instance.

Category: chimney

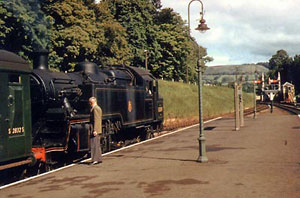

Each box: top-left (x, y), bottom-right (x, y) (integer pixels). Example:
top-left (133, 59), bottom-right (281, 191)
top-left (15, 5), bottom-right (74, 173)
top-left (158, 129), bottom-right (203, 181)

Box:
top-left (33, 49), bottom-right (49, 70)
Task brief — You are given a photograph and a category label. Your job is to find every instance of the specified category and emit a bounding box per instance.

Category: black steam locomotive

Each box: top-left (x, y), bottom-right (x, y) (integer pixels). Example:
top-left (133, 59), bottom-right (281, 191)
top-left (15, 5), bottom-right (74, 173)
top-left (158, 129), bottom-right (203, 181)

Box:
top-left (0, 49), bottom-right (163, 175)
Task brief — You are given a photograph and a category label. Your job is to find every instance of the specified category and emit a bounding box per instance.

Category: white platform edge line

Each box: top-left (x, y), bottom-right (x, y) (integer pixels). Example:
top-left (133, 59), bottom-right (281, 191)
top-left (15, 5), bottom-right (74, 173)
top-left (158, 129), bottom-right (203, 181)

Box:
top-left (0, 116), bottom-right (222, 190)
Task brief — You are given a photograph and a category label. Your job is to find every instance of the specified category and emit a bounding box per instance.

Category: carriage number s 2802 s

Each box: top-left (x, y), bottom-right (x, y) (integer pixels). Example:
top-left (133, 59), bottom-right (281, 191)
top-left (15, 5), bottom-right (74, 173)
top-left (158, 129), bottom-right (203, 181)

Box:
top-left (8, 127), bottom-right (24, 135)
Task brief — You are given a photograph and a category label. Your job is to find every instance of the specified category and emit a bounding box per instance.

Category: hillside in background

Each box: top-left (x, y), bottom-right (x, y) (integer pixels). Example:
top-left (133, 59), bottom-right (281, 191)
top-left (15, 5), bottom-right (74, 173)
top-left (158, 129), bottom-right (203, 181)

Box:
top-left (158, 80), bottom-right (254, 129)
top-left (203, 64), bottom-right (269, 85)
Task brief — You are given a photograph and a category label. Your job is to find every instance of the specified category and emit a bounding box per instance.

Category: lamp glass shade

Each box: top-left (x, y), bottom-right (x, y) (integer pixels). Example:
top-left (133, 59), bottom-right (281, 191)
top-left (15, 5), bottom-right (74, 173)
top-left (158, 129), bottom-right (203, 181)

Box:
top-left (195, 18), bottom-right (210, 32)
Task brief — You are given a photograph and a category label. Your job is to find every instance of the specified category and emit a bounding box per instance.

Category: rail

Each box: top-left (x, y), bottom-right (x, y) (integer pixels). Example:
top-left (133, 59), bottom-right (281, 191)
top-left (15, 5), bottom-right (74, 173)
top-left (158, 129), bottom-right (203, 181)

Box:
top-left (243, 104), bottom-right (269, 116)
top-left (274, 103), bottom-right (300, 115)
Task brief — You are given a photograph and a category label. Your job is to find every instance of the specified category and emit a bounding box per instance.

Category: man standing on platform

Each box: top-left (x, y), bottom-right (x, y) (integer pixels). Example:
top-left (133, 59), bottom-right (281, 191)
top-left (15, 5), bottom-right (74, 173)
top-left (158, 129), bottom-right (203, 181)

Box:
top-left (89, 97), bottom-right (102, 165)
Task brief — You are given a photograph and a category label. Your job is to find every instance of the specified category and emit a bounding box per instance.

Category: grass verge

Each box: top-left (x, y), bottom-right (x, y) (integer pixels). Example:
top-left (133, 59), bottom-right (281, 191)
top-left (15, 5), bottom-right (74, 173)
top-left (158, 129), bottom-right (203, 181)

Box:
top-left (158, 80), bottom-right (254, 129)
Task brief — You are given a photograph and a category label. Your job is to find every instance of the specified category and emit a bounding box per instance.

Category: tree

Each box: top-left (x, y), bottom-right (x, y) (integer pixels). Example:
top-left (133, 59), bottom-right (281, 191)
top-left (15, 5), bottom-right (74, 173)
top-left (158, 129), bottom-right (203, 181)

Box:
top-left (106, 0), bottom-right (158, 67)
top-left (268, 49), bottom-right (292, 83)
top-left (290, 55), bottom-right (300, 94)
top-left (41, 0), bottom-right (100, 70)
top-left (151, 0), bottom-right (162, 9)
top-left (1, 0), bottom-right (214, 80)
top-left (106, 1), bottom-right (212, 81)
top-left (41, 0), bottom-right (130, 71)
top-left (90, 1), bottom-right (132, 66)
top-left (0, 0), bottom-right (50, 61)
top-left (153, 8), bottom-right (191, 81)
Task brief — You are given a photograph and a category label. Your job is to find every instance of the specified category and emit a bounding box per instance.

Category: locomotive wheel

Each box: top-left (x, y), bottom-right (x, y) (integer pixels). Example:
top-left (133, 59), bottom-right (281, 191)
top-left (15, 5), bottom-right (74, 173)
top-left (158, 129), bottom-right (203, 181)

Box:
top-left (101, 134), bottom-right (112, 153)
top-left (102, 120), bottom-right (116, 153)
top-left (45, 164), bottom-right (52, 172)
top-left (36, 162), bottom-right (52, 174)
top-left (141, 126), bottom-right (154, 140)
top-left (106, 134), bottom-right (112, 152)
top-left (146, 128), bottom-right (154, 140)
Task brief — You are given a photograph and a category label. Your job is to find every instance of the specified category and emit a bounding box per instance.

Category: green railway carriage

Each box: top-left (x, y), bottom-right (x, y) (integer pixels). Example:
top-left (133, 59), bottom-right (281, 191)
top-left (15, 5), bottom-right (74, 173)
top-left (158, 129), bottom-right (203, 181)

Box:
top-left (0, 50), bottom-right (33, 171)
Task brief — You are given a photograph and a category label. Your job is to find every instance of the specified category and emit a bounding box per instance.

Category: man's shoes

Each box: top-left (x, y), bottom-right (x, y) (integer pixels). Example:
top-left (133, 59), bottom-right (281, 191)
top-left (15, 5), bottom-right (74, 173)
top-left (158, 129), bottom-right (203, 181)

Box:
top-left (91, 161), bottom-right (102, 165)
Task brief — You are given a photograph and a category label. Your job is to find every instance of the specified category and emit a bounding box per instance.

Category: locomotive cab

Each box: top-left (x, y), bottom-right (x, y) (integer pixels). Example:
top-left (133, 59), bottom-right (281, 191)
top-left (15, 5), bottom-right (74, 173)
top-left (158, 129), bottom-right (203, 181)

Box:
top-left (126, 66), bottom-right (164, 126)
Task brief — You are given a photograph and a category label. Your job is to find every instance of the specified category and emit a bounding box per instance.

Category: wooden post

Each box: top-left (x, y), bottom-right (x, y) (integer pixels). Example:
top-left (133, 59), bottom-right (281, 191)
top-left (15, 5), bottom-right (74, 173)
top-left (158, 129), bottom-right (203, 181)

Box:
top-left (239, 84), bottom-right (244, 127)
top-left (234, 82), bottom-right (240, 131)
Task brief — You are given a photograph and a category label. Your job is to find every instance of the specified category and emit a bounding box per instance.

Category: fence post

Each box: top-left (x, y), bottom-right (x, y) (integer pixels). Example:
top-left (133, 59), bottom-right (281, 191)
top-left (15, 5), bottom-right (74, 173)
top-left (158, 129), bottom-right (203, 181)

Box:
top-left (239, 84), bottom-right (244, 127)
top-left (234, 82), bottom-right (240, 131)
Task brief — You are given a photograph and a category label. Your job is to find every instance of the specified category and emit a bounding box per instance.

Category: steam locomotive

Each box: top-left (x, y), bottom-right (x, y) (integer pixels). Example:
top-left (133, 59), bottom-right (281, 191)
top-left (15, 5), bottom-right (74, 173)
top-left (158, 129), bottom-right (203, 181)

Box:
top-left (0, 49), bottom-right (163, 178)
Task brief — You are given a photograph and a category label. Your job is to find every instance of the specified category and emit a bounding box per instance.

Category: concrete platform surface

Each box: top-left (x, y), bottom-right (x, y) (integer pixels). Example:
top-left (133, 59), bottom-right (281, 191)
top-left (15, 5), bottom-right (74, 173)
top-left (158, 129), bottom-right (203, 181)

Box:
top-left (1, 107), bottom-right (300, 198)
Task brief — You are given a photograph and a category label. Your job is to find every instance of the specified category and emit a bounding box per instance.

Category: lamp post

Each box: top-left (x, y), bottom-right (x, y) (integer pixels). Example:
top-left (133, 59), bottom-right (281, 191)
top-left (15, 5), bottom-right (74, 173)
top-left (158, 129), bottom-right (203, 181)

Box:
top-left (187, 0), bottom-right (209, 163)
top-left (144, 50), bottom-right (148, 71)
top-left (187, 0), bottom-right (210, 83)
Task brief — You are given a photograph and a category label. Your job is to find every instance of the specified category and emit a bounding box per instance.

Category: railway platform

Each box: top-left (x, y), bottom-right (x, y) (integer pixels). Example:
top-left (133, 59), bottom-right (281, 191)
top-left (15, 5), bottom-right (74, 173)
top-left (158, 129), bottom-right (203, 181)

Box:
top-left (1, 107), bottom-right (300, 198)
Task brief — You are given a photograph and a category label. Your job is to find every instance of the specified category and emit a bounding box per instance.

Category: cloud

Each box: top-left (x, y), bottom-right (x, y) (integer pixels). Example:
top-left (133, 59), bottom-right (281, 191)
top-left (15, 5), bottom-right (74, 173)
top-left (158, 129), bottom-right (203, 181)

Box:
top-left (161, 0), bottom-right (300, 66)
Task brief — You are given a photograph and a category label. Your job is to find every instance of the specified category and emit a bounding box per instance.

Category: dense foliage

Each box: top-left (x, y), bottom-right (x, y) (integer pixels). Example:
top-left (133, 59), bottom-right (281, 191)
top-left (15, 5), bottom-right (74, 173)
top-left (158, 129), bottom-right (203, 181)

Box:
top-left (268, 49), bottom-right (300, 94)
top-left (0, 0), bottom-right (212, 82)
top-left (0, 0), bottom-right (49, 61)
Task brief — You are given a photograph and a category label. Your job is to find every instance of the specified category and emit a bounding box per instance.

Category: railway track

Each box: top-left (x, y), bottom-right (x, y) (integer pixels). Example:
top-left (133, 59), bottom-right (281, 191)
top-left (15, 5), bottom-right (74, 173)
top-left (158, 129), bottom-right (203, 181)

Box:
top-left (244, 104), bottom-right (269, 116)
top-left (274, 103), bottom-right (300, 115)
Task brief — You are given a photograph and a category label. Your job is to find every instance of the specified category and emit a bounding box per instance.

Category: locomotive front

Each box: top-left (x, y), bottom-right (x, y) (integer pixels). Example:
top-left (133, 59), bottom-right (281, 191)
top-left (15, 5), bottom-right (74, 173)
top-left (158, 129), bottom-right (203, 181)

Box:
top-left (30, 50), bottom-right (91, 167)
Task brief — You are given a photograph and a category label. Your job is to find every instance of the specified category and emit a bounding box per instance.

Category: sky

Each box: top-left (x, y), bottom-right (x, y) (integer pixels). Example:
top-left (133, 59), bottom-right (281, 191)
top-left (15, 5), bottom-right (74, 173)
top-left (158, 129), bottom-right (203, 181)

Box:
top-left (161, 0), bottom-right (300, 66)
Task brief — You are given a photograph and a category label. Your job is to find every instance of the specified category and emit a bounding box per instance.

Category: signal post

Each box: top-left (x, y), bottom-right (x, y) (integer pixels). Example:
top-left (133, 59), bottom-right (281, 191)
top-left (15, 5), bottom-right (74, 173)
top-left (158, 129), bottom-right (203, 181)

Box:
top-left (234, 83), bottom-right (244, 131)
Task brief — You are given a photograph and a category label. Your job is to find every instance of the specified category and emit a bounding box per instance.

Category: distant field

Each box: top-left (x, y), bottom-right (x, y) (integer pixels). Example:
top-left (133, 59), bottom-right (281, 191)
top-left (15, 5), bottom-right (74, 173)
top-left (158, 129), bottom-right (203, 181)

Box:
top-left (158, 80), bottom-right (254, 129)
top-left (203, 64), bottom-right (269, 85)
